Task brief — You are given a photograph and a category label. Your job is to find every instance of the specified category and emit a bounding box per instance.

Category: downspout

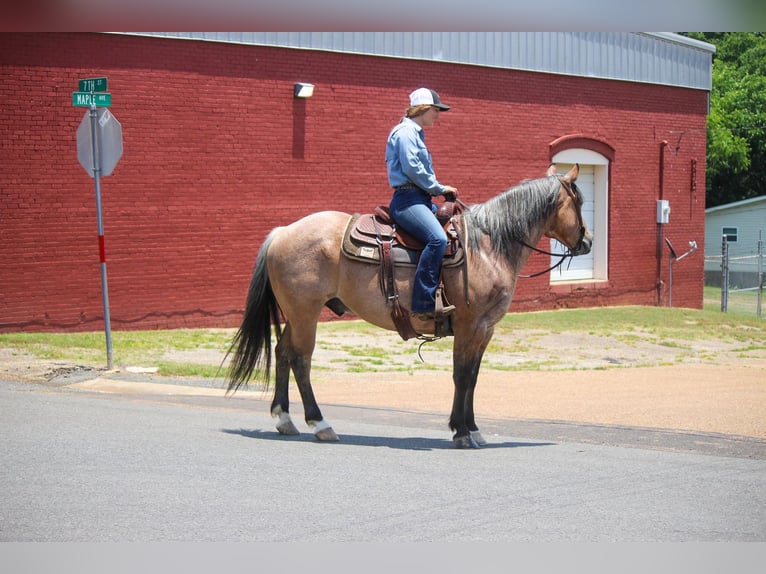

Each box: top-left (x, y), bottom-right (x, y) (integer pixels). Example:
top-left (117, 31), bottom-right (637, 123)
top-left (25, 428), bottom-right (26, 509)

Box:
top-left (656, 140), bottom-right (668, 305)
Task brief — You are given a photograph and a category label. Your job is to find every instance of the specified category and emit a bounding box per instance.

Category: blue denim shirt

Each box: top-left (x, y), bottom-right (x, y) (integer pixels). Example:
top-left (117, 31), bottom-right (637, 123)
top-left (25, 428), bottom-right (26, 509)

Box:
top-left (385, 117), bottom-right (447, 196)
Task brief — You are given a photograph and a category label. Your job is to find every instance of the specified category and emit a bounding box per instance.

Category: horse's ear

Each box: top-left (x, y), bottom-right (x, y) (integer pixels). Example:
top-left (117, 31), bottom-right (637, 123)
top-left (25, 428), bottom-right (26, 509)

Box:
top-left (562, 163), bottom-right (579, 183)
top-left (546, 163), bottom-right (557, 177)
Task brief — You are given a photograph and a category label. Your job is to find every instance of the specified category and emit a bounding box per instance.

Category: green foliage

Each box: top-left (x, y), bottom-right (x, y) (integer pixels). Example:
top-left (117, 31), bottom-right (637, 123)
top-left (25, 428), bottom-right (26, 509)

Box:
top-left (683, 32), bottom-right (766, 207)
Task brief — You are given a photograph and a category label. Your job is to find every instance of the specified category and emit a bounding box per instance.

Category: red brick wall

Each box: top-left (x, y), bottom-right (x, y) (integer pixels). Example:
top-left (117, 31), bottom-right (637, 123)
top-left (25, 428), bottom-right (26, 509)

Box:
top-left (0, 33), bottom-right (707, 332)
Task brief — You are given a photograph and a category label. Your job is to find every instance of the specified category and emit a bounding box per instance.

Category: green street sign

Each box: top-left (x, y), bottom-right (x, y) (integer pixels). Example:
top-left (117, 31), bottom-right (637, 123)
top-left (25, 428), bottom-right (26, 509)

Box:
top-left (79, 77), bottom-right (108, 92)
top-left (72, 92), bottom-right (112, 107)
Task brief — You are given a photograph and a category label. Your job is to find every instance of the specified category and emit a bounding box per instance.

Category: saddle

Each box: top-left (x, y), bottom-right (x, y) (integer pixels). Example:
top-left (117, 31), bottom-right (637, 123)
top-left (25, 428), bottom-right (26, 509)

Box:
top-left (342, 203), bottom-right (465, 267)
top-left (340, 201), bottom-right (468, 341)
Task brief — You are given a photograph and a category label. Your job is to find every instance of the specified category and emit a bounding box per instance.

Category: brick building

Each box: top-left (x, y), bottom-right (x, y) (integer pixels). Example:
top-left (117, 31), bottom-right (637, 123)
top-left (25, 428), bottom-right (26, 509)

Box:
top-left (0, 32), bottom-right (714, 332)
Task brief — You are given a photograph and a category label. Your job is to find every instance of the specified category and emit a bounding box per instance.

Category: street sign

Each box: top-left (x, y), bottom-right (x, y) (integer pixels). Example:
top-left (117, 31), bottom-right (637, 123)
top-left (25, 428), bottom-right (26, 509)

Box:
top-left (76, 108), bottom-right (123, 177)
top-left (72, 92), bottom-right (112, 107)
top-left (73, 76), bottom-right (117, 370)
top-left (79, 77), bottom-right (108, 92)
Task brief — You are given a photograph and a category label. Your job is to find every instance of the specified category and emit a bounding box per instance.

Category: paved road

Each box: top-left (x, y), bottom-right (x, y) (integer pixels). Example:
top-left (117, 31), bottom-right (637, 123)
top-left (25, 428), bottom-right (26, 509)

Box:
top-left (1, 376), bottom-right (764, 542)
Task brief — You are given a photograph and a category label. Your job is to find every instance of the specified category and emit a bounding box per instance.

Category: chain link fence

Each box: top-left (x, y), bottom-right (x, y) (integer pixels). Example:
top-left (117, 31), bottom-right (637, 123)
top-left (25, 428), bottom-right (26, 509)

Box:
top-left (704, 232), bottom-right (764, 318)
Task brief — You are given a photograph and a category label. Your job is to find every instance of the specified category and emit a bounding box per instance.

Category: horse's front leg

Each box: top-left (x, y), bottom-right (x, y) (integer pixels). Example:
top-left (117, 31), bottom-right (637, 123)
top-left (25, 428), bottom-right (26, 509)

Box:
top-left (449, 360), bottom-right (483, 449)
top-left (464, 384), bottom-right (488, 447)
top-left (450, 327), bottom-right (493, 449)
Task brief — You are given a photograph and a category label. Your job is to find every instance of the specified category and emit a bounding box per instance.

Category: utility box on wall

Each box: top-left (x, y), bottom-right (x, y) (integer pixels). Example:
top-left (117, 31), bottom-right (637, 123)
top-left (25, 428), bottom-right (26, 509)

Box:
top-left (657, 199), bottom-right (671, 224)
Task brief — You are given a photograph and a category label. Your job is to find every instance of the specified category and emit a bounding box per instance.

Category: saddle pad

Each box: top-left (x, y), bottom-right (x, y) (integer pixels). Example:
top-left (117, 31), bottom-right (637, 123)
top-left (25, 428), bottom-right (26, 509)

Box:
top-left (341, 213), bottom-right (465, 268)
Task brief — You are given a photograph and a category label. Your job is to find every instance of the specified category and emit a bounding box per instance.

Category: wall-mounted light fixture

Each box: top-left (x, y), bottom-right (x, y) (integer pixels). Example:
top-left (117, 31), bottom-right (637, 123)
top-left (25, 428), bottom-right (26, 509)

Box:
top-left (294, 83), bottom-right (315, 98)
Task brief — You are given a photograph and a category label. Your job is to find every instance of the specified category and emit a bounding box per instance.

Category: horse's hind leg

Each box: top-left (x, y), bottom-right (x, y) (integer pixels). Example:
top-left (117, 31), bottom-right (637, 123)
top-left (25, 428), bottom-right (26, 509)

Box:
top-left (273, 321), bottom-right (338, 442)
top-left (293, 354), bottom-right (339, 442)
top-left (271, 324), bottom-right (300, 435)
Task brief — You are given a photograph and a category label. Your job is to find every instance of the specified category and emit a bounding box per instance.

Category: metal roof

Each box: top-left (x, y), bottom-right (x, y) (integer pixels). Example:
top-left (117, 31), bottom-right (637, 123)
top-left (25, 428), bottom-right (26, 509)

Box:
top-left (705, 195), bottom-right (766, 214)
top-left (121, 32), bottom-right (715, 91)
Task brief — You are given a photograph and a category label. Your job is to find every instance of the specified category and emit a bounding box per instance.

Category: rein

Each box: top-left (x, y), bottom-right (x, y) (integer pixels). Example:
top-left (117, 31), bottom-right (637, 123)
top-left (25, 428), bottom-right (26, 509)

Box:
top-left (514, 239), bottom-right (574, 278)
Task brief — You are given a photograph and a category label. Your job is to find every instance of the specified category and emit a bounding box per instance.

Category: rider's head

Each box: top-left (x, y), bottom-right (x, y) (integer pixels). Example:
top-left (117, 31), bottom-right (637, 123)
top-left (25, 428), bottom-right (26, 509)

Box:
top-left (406, 87), bottom-right (450, 119)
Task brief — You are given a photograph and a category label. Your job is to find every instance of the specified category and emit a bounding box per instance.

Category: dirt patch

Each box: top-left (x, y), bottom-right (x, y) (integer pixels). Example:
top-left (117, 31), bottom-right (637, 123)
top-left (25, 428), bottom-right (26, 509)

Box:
top-left (0, 349), bottom-right (79, 382)
top-left (309, 364), bottom-right (766, 439)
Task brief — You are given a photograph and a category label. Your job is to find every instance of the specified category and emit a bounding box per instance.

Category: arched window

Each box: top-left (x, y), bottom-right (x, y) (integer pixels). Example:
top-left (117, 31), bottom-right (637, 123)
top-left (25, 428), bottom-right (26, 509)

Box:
top-left (549, 142), bottom-right (611, 282)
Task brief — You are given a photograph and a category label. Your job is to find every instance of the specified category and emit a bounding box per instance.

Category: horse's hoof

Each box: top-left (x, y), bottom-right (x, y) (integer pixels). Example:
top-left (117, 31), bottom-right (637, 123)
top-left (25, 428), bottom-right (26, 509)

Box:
top-left (453, 434), bottom-right (480, 449)
top-left (276, 420), bottom-right (300, 435)
top-left (470, 431), bottom-right (487, 446)
top-left (274, 409), bottom-right (300, 435)
top-left (314, 427), bottom-right (340, 442)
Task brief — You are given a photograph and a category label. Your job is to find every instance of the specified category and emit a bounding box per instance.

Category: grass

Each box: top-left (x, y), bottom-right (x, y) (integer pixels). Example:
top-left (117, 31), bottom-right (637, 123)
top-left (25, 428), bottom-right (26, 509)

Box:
top-left (1, 304), bottom-right (763, 379)
top-left (704, 284), bottom-right (763, 317)
top-left (0, 328), bottom-right (235, 378)
top-left (498, 303), bottom-right (762, 344)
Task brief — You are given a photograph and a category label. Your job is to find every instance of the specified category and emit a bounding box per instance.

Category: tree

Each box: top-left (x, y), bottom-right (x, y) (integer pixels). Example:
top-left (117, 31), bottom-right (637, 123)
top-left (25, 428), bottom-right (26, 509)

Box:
top-left (682, 32), bottom-right (766, 207)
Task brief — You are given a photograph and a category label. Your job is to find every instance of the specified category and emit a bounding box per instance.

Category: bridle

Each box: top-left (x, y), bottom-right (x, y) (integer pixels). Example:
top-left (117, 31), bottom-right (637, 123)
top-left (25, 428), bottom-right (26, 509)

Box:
top-left (514, 176), bottom-right (587, 279)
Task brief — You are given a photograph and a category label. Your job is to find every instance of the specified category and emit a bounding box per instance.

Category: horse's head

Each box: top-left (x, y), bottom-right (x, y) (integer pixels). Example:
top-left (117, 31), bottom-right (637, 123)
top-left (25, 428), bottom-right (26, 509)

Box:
top-left (545, 163), bottom-right (593, 256)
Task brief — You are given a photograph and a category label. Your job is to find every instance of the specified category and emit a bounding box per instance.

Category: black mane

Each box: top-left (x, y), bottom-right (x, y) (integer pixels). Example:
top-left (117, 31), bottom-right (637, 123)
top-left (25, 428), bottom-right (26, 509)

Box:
top-left (464, 176), bottom-right (562, 262)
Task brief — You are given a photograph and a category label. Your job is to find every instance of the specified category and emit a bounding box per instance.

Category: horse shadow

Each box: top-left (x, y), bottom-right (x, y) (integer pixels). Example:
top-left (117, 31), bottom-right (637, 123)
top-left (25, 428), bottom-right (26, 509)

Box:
top-left (222, 428), bottom-right (555, 451)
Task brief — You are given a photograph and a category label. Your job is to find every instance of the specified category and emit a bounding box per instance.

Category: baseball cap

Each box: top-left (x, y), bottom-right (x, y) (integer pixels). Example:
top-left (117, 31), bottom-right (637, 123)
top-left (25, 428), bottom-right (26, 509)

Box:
top-left (409, 87), bottom-right (450, 111)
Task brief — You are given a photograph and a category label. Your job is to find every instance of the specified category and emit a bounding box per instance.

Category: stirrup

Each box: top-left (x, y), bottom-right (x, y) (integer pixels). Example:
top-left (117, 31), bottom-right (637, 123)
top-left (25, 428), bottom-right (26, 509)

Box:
top-left (412, 304), bottom-right (454, 322)
top-left (434, 285), bottom-right (454, 316)
top-left (434, 284), bottom-right (455, 336)
top-left (439, 304), bottom-right (456, 316)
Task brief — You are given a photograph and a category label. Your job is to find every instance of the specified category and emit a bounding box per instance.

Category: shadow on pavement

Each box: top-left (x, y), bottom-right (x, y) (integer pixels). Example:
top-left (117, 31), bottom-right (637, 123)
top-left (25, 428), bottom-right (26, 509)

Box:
top-left (221, 428), bottom-right (556, 451)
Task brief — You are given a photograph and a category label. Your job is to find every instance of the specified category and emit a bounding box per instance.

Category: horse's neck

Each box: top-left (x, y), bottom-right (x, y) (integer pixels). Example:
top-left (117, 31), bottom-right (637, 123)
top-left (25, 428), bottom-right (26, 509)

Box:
top-left (469, 215), bottom-right (547, 267)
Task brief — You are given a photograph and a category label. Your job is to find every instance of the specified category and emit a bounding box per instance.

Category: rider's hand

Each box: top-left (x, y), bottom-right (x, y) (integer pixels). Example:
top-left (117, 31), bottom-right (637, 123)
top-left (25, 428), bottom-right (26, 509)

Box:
top-left (443, 186), bottom-right (458, 201)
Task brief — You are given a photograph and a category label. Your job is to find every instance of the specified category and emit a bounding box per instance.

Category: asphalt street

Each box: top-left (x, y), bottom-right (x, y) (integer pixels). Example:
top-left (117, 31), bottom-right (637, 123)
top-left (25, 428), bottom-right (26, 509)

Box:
top-left (1, 377), bottom-right (764, 542)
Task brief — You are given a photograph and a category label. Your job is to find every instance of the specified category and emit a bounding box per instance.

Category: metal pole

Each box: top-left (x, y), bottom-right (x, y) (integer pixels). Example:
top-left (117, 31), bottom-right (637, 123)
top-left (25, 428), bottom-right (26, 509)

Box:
top-left (721, 235), bottom-right (729, 313)
top-left (668, 256), bottom-right (674, 307)
top-left (758, 230), bottom-right (763, 319)
top-left (89, 103), bottom-right (114, 370)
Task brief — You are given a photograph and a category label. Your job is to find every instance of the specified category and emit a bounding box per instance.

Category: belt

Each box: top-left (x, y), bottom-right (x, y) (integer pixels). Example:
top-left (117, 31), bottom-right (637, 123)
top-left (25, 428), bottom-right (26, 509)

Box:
top-left (394, 183), bottom-right (419, 191)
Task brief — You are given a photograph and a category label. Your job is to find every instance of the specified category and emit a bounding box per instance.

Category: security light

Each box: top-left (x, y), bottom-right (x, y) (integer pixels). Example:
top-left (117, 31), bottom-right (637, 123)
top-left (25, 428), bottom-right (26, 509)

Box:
top-left (294, 83), bottom-right (314, 98)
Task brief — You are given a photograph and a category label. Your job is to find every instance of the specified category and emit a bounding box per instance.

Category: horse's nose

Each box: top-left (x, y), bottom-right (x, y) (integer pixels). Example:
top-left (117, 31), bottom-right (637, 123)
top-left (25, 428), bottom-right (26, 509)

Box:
top-left (575, 230), bottom-right (593, 256)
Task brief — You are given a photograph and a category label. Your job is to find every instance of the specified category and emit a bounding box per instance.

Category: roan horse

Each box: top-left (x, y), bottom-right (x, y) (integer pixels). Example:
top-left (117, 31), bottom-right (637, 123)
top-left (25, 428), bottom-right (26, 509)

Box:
top-left (225, 164), bottom-right (592, 448)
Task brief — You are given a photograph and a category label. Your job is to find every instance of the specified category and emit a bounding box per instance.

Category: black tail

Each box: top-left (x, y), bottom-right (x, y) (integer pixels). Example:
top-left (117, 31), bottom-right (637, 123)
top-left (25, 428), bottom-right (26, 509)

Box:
top-left (225, 230), bottom-right (282, 394)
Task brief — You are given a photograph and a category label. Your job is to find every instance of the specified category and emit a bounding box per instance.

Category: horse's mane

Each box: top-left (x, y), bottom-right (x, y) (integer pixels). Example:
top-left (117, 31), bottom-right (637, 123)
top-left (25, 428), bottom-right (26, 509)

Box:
top-left (465, 176), bottom-right (562, 262)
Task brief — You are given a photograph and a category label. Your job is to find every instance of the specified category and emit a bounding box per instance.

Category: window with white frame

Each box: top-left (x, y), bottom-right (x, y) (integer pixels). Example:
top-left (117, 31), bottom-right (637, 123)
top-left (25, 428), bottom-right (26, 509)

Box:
top-left (549, 149), bottom-right (609, 282)
top-left (722, 226), bottom-right (738, 242)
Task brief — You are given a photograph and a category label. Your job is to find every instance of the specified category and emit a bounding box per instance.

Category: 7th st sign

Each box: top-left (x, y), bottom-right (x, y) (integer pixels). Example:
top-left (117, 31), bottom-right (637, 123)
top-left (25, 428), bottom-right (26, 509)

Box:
top-left (79, 77), bottom-right (107, 92)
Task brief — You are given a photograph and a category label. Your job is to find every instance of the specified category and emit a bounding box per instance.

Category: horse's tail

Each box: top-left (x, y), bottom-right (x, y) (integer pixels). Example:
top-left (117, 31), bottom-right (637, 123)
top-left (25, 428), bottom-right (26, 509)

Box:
top-left (225, 228), bottom-right (283, 395)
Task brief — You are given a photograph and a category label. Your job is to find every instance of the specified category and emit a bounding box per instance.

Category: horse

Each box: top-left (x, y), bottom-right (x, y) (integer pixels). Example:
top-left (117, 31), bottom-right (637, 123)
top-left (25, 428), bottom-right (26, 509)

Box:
top-left (225, 163), bottom-right (592, 448)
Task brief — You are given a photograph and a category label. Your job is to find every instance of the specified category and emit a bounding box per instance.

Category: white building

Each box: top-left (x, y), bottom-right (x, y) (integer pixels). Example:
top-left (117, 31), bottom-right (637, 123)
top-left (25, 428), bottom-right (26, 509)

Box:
top-left (705, 196), bottom-right (766, 287)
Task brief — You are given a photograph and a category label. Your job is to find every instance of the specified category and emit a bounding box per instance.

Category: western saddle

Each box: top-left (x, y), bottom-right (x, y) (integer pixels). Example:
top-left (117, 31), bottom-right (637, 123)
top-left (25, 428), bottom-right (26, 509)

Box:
top-left (339, 200), bottom-right (467, 340)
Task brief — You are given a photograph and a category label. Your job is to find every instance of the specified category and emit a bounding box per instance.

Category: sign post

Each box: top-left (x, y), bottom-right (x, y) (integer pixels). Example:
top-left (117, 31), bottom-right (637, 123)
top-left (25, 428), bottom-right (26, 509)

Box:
top-left (73, 77), bottom-right (121, 370)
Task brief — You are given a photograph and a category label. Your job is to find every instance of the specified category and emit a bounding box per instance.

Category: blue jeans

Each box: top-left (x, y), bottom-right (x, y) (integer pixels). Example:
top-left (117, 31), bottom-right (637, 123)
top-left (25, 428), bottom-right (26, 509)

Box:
top-left (389, 188), bottom-right (448, 313)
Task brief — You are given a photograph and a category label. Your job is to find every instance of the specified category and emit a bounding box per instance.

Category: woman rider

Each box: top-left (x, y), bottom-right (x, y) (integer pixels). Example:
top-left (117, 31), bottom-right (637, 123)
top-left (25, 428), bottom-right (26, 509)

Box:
top-left (386, 87), bottom-right (458, 321)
